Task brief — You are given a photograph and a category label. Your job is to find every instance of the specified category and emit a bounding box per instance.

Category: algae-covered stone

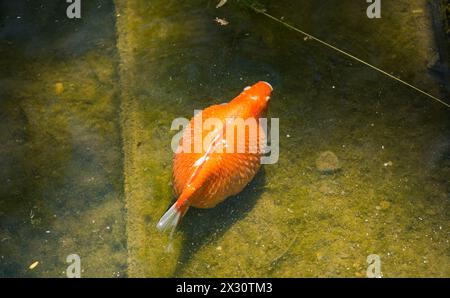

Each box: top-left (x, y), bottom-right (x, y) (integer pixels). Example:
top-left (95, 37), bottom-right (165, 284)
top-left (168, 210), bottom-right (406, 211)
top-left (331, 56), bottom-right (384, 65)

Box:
top-left (54, 82), bottom-right (64, 95)
top-left (315, 151), bottom-right (341, 174)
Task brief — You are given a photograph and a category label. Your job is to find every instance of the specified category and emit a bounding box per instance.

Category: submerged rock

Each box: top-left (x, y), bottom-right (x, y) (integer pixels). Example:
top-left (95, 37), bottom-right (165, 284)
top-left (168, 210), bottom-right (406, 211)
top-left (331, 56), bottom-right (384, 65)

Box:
top-left (54, 82), bottom-right (64, 95)
top-left (315, 151), bottom-right (341, 174)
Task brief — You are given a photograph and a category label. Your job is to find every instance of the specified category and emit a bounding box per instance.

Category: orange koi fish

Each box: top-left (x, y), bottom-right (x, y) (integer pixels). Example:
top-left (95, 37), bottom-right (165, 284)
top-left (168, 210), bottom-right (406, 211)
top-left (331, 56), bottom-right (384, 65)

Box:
top-left (157, 81), bottom-right (273, 235)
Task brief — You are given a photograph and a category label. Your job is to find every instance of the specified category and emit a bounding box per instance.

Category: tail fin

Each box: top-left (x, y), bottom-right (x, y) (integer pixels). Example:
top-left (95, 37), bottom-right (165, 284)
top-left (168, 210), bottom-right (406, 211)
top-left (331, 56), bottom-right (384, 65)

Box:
top-left (156, 202), bottom-right (188, 238)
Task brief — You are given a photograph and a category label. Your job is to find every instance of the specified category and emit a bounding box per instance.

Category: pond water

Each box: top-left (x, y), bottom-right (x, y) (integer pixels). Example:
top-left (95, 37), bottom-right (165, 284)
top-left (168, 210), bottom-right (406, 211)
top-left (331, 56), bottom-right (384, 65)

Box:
top-left (0, 0), bottom-right (449, 277)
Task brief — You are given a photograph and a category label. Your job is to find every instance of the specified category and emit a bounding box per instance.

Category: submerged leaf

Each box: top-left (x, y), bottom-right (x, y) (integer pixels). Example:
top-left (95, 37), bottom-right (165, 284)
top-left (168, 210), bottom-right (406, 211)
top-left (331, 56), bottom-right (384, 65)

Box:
top-left (214, 17), bottom-right (229, 26)
top-left (29, 261), bottom-right (39, 270)
top-left (216, 0), bottom-right (227, 9)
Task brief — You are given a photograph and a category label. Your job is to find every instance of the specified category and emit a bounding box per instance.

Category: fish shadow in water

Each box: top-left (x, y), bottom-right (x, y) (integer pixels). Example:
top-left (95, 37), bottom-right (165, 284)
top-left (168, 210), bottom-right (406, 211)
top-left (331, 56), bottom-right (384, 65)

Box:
top-left (173, 168), bottom-right (266, 276)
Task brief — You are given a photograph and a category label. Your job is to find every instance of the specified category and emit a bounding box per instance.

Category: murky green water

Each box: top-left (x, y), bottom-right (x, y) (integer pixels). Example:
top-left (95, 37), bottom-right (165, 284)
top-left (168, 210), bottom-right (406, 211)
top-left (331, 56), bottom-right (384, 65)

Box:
top-left (1, 0), bottom-right (449, 277)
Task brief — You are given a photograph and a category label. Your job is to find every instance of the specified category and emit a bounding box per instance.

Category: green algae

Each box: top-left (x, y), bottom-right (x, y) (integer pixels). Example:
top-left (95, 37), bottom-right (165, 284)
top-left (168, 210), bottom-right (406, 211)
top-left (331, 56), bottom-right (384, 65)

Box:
top-left (116, 0), bottom-right (449, 277)
top-left (0, 1), bottom-right (126, 277)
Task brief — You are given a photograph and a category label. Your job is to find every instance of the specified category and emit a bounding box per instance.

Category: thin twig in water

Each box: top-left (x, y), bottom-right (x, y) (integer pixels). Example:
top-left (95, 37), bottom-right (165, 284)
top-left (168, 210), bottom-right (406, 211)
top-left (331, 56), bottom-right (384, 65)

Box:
top-left (269, 235), bottom-right (298, 270)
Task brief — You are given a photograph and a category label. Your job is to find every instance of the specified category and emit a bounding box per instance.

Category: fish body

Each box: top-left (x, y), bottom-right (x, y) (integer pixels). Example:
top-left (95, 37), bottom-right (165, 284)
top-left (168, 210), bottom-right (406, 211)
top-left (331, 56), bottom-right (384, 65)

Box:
top-left (157, 81), bottom-right (273, 234)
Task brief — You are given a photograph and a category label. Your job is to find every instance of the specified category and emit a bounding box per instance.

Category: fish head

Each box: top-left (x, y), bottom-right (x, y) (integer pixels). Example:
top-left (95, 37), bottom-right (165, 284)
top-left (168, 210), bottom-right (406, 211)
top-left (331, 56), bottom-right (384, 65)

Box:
top-left (242, 81), bottom-right (273, 116)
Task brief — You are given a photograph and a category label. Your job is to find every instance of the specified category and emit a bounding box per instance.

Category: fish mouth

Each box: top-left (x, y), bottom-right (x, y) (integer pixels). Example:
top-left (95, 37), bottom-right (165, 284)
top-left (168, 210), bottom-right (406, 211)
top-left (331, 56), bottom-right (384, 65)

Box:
top-left (261, 81), bottom-right (273, 91)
